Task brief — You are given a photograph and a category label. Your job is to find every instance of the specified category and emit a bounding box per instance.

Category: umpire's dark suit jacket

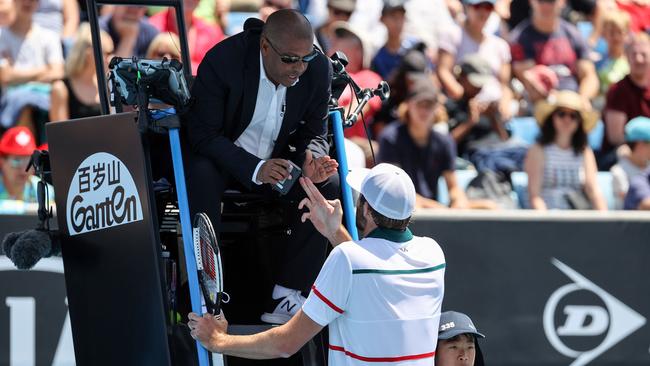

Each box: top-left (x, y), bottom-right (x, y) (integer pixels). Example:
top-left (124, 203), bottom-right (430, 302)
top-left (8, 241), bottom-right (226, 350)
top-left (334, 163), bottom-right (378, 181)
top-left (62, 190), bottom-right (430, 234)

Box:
top-left (186, 18), bottom-right (333, 189)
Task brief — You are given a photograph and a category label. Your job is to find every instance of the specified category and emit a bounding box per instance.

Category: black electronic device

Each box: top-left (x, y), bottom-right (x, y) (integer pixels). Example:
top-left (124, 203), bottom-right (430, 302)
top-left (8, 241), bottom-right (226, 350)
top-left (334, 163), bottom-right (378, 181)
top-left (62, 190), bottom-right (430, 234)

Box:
top-left (273, 160), bottom-right (302, 196)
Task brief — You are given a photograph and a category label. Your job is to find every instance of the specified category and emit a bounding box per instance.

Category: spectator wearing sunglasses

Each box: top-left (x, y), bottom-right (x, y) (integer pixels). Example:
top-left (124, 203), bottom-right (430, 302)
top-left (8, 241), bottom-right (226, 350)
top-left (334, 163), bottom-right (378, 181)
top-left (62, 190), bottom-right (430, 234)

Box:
top-left (524, 90), bottom-right (607, 210)
top-left (186, 10), bottom-right (339, 325)
top-left (510, 0), bottom-right (599, 108)
top-left (0, 126), bottom-right (37, 203)
top-left (315, 0), bottom-right (355, 54)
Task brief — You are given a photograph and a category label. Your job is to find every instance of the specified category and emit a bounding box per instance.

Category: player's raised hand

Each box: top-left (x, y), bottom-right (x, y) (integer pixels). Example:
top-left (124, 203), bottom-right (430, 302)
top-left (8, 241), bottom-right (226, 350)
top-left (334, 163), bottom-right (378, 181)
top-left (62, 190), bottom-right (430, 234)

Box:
top-left (299, 177), bottom-right (343, 240)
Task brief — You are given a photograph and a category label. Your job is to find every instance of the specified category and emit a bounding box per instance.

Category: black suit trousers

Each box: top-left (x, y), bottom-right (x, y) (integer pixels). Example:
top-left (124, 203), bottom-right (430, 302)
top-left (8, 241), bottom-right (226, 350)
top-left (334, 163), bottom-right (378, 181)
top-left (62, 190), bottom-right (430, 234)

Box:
top-left (187, 154), bottom-right (340, 294)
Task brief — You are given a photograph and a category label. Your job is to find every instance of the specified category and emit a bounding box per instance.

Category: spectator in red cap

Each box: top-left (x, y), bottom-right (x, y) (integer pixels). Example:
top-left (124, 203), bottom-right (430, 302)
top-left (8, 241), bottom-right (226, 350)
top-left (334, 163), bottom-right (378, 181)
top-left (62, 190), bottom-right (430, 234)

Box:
top-left (0, 126), bottom-right (37, 202)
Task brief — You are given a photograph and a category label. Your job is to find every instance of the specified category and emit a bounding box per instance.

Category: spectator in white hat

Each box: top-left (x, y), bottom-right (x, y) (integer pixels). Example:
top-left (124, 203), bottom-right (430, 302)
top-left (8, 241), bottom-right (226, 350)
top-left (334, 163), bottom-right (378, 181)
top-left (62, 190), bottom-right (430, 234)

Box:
top-left (189, 163), bottom-right (446, 365)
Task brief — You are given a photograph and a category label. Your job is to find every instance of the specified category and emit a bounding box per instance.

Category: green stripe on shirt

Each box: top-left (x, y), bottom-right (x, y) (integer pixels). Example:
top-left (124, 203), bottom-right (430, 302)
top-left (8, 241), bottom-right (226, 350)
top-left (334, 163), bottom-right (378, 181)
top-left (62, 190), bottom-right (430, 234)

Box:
top-left (352, 263), bottom-right (446, 275)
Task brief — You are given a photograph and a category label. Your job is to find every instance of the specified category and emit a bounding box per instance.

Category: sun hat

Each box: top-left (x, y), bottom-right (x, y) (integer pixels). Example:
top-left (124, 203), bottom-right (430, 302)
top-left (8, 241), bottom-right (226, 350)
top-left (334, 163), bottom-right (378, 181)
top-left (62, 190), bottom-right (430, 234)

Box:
top-left (533, 90), bottom-right (599, 132)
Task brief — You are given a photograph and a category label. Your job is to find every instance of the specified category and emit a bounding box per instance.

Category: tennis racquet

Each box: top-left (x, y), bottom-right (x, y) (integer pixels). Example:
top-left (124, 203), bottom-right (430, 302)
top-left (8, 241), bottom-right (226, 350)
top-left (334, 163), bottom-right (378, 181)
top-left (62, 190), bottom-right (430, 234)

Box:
top-left (192, 212), bottom-right (227, 316)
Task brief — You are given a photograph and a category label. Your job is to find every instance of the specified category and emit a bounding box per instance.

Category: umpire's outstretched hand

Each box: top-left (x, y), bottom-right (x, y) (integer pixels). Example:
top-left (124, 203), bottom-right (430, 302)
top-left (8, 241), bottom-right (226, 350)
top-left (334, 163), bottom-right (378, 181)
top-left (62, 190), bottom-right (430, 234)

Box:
top-left (302, 150), bottom-right (338, 183)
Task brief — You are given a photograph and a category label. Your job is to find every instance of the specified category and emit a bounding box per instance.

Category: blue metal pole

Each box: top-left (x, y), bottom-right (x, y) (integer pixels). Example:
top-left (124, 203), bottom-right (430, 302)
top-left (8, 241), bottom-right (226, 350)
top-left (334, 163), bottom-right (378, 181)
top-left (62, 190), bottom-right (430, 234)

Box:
top-left (168, 128), bottom-right (211, 366)
top-left (330, 110), bottom-right (359, 240)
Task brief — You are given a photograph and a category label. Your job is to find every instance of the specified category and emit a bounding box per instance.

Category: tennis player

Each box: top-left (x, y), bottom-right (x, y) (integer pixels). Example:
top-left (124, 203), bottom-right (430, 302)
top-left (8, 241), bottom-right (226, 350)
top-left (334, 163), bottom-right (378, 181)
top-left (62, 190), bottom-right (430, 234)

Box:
top-left (188, 163), bottom-right (446, 364)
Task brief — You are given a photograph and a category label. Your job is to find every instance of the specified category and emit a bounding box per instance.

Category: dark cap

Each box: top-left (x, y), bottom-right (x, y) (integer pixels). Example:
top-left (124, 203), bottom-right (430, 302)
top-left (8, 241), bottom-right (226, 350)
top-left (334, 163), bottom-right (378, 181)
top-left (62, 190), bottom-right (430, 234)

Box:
top-left (407, 74), bottom-right (437, 101)
top-left (382, 0), bottom-right (406, 15)
top-left (328, 0), bottom-right (356, 12)
top-left (458, 53), bottom-right (494, 88)
top-left (400, 47), bottom-right (429, 73)
top-left (438, 311), bottom-right (485, 340)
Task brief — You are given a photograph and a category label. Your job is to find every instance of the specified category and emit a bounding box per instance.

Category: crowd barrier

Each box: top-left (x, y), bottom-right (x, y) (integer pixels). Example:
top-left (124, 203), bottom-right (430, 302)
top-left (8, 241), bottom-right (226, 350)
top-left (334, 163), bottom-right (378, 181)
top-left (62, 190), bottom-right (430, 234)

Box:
top-left (2, 210), bottom-right (650, 366)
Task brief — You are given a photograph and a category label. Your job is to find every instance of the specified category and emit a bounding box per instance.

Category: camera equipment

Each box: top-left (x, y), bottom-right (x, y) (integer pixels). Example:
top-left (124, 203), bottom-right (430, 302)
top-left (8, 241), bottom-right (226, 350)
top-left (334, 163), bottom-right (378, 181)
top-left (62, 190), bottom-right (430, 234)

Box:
top-left (328, 51), bottom-right (390, 128)
top-left (108, 56), bottom-right (191, 113)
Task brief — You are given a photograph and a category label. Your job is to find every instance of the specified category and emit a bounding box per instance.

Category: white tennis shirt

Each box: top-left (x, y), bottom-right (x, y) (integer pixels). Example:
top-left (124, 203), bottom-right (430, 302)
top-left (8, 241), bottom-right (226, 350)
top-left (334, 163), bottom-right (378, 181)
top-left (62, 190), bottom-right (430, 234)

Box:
top-left (302, 227), bottom-right (446, 365)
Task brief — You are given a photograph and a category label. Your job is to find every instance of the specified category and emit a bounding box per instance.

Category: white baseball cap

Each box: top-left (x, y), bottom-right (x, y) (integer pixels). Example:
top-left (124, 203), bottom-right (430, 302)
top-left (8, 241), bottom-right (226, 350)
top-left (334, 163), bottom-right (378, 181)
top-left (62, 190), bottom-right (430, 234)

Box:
top-left (345, 163), bottom-right (416, 220)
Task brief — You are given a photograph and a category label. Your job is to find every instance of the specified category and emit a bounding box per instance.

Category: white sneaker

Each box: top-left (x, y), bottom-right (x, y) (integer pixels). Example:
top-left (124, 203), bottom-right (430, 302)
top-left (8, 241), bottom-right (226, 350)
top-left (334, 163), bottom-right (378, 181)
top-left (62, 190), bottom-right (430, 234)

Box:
top-left (260, 286), bottom-right (306, 324)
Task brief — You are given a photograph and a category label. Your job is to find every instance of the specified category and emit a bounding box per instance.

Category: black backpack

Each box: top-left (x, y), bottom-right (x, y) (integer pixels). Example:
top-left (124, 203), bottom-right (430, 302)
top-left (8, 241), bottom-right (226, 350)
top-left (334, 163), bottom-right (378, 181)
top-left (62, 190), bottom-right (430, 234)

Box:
top-left (466, 170), bottom-right (518, 209)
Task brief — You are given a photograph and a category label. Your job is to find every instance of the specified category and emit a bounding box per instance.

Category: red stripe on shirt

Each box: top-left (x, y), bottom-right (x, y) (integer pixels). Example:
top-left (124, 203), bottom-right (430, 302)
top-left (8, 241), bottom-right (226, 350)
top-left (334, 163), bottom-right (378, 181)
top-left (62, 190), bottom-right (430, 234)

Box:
top-left (311, 285), bottom-right (344, 314)
top-left (329, 345), bottom-right (436, 362)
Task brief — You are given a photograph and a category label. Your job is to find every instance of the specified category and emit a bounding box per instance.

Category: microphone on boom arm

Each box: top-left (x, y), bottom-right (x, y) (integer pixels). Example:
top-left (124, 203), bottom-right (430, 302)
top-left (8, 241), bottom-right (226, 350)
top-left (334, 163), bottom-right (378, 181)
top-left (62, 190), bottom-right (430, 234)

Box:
top-left (1, 149), bottom-right (61, 270)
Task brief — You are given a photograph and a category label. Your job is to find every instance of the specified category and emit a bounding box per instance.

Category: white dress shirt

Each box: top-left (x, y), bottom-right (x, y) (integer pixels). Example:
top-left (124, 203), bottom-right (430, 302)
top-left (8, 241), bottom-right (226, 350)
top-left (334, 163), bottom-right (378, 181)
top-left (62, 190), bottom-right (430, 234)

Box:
top-left (235, 52), bottom-right (288, 184)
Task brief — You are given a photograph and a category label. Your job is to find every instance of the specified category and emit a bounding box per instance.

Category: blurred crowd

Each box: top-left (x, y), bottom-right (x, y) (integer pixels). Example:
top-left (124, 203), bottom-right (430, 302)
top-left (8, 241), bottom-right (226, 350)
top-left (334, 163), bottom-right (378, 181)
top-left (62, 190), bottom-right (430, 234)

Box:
top-left (1, 0), bottom-right (650, 212)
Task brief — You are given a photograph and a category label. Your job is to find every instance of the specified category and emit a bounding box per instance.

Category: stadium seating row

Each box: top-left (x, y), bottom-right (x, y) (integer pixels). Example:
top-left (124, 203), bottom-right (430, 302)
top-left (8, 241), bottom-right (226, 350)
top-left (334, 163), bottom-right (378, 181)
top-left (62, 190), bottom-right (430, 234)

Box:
top-left (437, 170), bottom-right (616, 209)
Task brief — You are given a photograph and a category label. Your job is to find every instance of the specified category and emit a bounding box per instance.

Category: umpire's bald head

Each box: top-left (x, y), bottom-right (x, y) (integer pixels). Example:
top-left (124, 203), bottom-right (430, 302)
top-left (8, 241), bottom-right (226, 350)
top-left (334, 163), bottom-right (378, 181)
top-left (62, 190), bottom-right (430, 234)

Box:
top-left (262, 9), bottom-right (314, 44)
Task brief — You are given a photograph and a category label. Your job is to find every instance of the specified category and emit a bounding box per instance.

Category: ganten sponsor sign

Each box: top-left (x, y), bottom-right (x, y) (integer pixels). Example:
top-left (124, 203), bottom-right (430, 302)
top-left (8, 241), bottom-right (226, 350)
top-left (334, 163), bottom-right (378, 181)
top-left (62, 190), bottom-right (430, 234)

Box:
top-left (66, 152), bottom-right (142, 236)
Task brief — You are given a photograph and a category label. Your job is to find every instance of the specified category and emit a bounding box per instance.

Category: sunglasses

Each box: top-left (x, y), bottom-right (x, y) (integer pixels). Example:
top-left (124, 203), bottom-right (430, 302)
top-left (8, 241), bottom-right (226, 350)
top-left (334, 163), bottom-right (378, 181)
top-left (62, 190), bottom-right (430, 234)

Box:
top-left (330, 7), bottom-right (353, 17)
top-left (555, 110), bottom-right (580, 121)
top-left (415, 99), bottom-right (437, 109)
top-left (6, 156), bottom-right (30, 169)
top-left (470, 2), bottom-right (494, 11)
top-left (265, 37), bottom-right (319, 64)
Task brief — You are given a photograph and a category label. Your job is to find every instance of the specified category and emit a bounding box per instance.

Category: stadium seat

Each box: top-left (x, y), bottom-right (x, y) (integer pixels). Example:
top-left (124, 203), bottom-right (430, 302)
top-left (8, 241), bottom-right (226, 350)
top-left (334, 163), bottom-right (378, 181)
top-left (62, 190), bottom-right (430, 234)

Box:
top-left (508, 116), bottom-right (539, 145)
top-left (226, 12), bottom-right (258, 35)
top-left (437, 170), bottom-right (478, 206)
top-left (509, 171), bottom-right (616, 209)
top-left (510, 171), bottom-right (529, 208)
top-left (597, 171), bottom-right (616, 209)
top-left (587, 120), bottom-right (604, 151)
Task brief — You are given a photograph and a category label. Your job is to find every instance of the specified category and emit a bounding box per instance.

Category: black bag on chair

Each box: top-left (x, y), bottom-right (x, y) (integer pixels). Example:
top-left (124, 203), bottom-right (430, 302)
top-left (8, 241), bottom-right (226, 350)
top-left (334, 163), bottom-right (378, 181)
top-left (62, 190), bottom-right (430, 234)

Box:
top-left (564, 189), bottom-right (593, 210)
top-left (466, 170), bottom-right (518, 209)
